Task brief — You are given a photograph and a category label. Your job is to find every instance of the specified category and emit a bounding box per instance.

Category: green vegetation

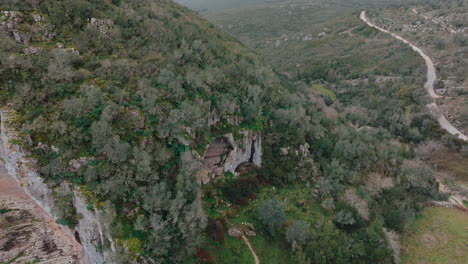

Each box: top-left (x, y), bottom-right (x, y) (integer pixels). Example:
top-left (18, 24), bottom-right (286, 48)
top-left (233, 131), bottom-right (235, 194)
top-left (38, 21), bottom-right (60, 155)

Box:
top-left (201, 1), bottom-right (467, 263)
top-left (367, 0), bottom-right (468, 132)
top-left (0, 208), bottom-right (13, 215)
top-left (311, 83), bottom-right (336, 100)
top-left (0, 0), bottom-right (465, 263)
top-left (401, 207), bottom-right (468, 264)
top-left (256, 199), bottom-right (287, 236)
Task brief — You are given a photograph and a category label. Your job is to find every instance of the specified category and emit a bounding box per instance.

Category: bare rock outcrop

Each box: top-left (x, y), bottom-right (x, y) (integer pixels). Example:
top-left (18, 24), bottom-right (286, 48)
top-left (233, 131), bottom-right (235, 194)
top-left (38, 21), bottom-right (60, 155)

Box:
top-left (0, 109), bottom-right (115, 263)
top-left (88, 18), bottom-right (114, 36)
top-left (201, 131), bottom-right (261, 184)
top-left (0, 11), bottom-right (54, 45)
top-left (228, 223), bottom-right (256, 238)
top-left (0, 166), bottom-right (84, 264)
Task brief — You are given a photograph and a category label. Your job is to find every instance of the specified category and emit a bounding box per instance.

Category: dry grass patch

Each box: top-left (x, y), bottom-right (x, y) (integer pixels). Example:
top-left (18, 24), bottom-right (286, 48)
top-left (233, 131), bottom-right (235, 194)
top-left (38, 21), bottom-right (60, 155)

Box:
top-left (401, 207), bottom-right (468, 264)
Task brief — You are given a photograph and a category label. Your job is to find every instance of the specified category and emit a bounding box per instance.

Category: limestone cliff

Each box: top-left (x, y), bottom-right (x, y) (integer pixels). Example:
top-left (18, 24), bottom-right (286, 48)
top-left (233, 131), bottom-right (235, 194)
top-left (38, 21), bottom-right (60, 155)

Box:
top-left (201, 130), bottom-right (262, 184)
top-left (0, 109), bottom-right (115, 264)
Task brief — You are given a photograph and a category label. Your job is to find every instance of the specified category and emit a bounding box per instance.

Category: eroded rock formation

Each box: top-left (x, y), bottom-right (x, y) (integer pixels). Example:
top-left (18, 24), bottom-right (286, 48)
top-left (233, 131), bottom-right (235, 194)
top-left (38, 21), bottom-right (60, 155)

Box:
top-left (0, 11), bottom-right (54, 45)
top-left (0, 109), bottom-right (115, 263)
top-left (201, 131), bottom-right (261, 184)
top-left (0, 166), bottom-right (84, 264)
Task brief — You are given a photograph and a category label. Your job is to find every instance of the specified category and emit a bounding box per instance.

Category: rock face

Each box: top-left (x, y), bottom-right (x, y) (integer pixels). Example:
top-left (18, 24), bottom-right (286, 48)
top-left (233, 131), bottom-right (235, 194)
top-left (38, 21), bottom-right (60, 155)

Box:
top-left (201, 131), bottom-right (261, 184)
top-left (0, 166), bottom-right (84, 264)
top-left (88, 18), bottom-right (114, 36)
top-left (0, 11), bottom-right (54, 45)
top-left (0, 109), bottom-right (115, 264)
top-left (227, 223), bottom-right (256, 238)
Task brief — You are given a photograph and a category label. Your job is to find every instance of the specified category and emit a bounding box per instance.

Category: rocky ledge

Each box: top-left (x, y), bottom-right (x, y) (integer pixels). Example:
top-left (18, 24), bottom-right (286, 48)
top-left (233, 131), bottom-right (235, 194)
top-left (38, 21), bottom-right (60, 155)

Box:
top-left (0, 108), bottom-right (116, 263)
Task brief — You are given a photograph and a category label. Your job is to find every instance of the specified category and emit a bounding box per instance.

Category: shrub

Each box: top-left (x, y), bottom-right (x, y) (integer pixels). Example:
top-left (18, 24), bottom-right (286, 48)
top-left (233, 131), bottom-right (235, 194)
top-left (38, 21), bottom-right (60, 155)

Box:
top-left (206, 218), bottom-right (227, 244)
top-left (256, 199), bottom-right (286, 236)
top-left (286, 220), bottom-right (310, 247)
top-left (333, 201), bottom-right (364, 231)
top-left (221, 176), bottom-right (259, 205)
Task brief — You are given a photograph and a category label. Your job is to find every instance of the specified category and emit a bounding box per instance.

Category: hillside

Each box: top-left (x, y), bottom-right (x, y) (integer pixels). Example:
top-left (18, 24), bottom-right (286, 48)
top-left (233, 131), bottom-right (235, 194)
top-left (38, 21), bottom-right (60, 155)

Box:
top-left (0, 0), bottom-right (288, 262)
top-left (200, 0), bottom-right (468, 263)
top-left (367, 0), bottom-right (468, 135)
top-left (0, 0), bottom-right (464, 263)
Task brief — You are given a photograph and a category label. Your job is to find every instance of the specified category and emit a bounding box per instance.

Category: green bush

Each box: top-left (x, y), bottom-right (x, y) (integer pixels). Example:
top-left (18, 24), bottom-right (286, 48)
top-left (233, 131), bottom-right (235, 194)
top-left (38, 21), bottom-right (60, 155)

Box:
top-left (256, 199), bottom-right (287, 236)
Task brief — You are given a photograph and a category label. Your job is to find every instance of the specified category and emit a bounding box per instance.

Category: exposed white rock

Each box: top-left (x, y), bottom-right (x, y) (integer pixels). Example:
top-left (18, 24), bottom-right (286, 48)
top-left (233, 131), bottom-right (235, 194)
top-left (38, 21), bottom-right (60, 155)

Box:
top-left (1, 10), bottom-right (55, 44)
top-left (228, 223), bottom-right (256, 238)
top-left (228, 227), bottom-right (242, 238)
top-left (89, 18), bottom-right (114, 35)
top-left (208, 110), bottom-right (220, 126)
top-left (275, 39), bottom-right (282, 47)
top-left (73, 190), bottom-right (116, 264)
top-left (0, 108), bottom-right (115, 263)
top-left (302, 34), bottom-right (313, 41)
top-left (23, 46), bottom-right (43, 55)
top-left (201, 131), bottom-right (261, 184)
top-left (280, 143), bottom-right (310, 157)
top-left (223, 131), bottom-right (262, 173)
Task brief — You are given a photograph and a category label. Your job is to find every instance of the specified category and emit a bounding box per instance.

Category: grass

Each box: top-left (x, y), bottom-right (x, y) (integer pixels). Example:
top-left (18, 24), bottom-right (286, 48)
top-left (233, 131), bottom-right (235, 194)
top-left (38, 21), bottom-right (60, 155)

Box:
top-left (311, 83), bottom-right (336, 100)
top-left (429, 150), bottom-right (468, 182)
top-left (400, 207), bottom-right (468, 264)
top-left (203, 182), bottom-right (327, 263)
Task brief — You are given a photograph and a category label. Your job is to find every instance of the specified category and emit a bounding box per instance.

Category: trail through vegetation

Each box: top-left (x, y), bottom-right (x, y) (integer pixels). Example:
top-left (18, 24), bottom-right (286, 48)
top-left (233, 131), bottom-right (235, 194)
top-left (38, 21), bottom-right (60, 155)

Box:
top-left (242, 235), bottom-right (260, 264)
top-left (360, 11), bottom-right (467, 141)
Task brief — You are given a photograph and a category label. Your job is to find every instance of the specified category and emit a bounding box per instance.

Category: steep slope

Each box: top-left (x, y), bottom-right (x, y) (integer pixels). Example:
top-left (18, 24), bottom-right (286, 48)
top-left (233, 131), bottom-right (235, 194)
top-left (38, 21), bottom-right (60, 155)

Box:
top-left (194, 1), bottom-right (467, 263)
top-left (0, 1), bottom-right (453, 263)
top-left (0, 0), bottom-right (286, 262)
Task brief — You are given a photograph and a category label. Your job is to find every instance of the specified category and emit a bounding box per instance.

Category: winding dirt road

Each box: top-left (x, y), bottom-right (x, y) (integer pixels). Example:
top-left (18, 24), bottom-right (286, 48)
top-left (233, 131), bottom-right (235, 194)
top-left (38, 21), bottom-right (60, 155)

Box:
top-left (360, 11), bottom-right (467, 141)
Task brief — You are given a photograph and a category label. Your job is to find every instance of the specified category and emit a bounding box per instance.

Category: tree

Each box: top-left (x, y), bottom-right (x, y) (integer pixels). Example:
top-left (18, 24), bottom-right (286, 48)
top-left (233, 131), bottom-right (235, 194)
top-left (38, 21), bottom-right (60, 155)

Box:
top-left (104, 136), bottom-right (131, 163)
top-left (47, 48), bottom-right (81, 82)
top-left (286, 220), bottom-right (310, 248)
top-left (256, 199), bottom-right (286, 236)
top-left (334, 210), bottom-right (356, 228)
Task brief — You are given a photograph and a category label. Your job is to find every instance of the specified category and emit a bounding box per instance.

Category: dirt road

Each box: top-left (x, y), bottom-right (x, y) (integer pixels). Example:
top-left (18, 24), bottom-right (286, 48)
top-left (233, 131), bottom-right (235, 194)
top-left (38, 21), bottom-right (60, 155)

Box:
top-left (360, 11), bottom-right (467, 141)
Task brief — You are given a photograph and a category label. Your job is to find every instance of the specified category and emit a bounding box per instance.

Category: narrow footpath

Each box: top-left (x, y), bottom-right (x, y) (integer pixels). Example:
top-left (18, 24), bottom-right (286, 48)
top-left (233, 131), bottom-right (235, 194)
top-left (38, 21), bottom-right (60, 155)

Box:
top-left (242, 235), bottom-right (260, 264)
top-left (360, 11), bottom-right (467, 141)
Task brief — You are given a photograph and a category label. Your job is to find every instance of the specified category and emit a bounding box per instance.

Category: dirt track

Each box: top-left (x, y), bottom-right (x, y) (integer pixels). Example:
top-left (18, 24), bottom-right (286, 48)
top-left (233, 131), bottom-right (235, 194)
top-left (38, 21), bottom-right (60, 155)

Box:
top-left (360, 11), bottom-right (467, 141)
top-left (242, 235), bottom-right (260, 264)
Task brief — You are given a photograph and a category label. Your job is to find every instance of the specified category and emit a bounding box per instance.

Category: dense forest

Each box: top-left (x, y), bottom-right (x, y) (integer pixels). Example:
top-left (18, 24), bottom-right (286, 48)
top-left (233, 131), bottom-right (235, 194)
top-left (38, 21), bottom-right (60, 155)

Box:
top-left (0, 0), bottom-right (465, 263)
